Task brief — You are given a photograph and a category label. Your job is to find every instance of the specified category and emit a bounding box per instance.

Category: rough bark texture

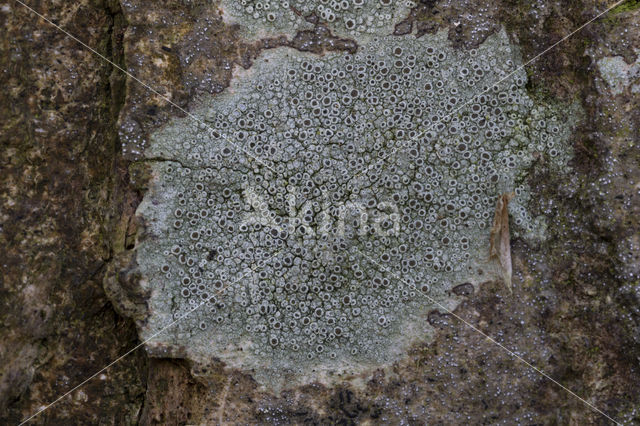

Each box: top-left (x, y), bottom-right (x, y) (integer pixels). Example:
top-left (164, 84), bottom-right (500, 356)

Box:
top-left (1, 0), bottom-right (639, 424)
top-left (0, 0), bottom-right (146, 423)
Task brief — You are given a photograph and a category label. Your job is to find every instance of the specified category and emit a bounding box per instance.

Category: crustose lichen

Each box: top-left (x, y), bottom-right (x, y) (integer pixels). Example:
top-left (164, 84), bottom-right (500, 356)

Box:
top-left (135, 28), bottom-right (575, 389)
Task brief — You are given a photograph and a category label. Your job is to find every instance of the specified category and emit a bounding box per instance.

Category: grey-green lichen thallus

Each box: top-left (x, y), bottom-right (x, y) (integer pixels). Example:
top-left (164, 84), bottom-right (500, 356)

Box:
top-left (134, 28), bottom-right (578, 390)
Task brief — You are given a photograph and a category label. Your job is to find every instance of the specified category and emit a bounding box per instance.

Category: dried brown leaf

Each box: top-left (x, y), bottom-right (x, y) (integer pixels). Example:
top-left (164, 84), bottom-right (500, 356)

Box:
top-left (489, 192), bottom-right (514, 292)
